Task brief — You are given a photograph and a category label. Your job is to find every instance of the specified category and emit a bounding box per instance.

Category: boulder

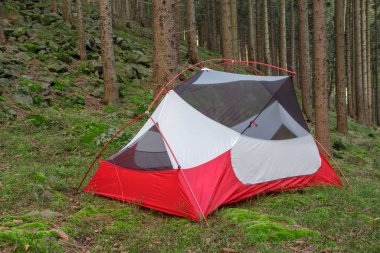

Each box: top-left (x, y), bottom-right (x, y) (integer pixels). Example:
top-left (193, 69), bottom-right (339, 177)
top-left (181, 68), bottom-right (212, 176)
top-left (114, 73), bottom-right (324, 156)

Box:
top-left (12, 27), bottom-right (26, 38)
top-left (47, 60), bottom-right (68, 73)
top-left (14, 93), bottom-right (33, 105)
top-left (15, 52), bottom-right (32, 62)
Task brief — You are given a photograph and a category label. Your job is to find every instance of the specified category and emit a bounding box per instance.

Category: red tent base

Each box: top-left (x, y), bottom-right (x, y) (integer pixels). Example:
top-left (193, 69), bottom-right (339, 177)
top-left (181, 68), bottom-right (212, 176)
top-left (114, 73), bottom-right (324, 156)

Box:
top-left (84, 151), bottom-right (342, 221)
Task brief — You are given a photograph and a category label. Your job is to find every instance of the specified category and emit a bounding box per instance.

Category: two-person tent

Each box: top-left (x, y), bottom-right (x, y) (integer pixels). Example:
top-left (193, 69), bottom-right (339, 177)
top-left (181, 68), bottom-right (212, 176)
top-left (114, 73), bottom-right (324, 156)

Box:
top-left (82, 66), bottom-right (342, 221)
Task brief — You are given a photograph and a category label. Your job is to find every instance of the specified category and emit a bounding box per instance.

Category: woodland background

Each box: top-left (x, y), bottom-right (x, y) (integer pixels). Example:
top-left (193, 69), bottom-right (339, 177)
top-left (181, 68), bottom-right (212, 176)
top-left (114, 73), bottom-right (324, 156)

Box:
top-left (0, 0), bottom-right (379, 252)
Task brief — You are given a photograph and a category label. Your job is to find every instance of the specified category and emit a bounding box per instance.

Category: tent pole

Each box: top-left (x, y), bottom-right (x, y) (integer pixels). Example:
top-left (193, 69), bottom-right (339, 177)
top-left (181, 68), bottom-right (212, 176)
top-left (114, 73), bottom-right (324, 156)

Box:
top-left (147, 113), bottom-right (209, 225)
top-left (75, 113), bottom-right (146, 193)
top-left (313, 137), bottom-right (352, 189)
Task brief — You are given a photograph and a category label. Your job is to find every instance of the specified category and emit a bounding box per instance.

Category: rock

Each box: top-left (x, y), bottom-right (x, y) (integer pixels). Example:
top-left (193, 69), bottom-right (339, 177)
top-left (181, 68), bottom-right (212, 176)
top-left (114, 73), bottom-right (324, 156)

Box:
top-left (26, 210), bottom-right (62, 218)
top-left (133, 65), bottom-right (150, 79)
top-left (89, 60), bottom-right (103, 74)
top-left (47, 40), bottom-right (59, 52)
top-left (38, 50), bottom-right (47, 55)
top-left (114, 36), bottom-right (125, 46)
top-left (40, 82), bottom-right (51, 96)
top-left (21, 75), bottom-right (33, 80)
top-left (0, 78), bottom-right (10, 88)
top-left (52, 228), bottom-right (69, 241)
top-left (91, 87), bottom-right (104, 98)
top-left (47, 60), bottom-right (68, 73)
top-left (0, 45), bottom-right (6, 52)
top-left (3, 69), bottom-right (17, 78)
top-left (14, 93), bottom-right (33, 105)
top-left (0, 63), bottom-right (3, 75)
top-left (41, 190), bottom-right (55, 201)
top-left (56, 54), bottom-right (73, 64)
top-left (15, 52), bottom-right (32, 62)
top-left (135, 54), bottom-right (150, 66)
top-left (18, 35), bottom-right (28, 43)
top-left (12, 27), bottom-right (26, 38)
top-left (125, 65), bottom-right (137, 79)
top-left (18, 46), bottom-right (28, 52)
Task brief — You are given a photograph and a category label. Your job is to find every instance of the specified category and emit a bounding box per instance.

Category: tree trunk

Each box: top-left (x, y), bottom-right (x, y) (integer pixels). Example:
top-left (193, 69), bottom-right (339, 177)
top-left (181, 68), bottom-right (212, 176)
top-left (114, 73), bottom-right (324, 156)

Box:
top-left (220, 0), bottom-right (234, 72)
top-left (0, 8), bottom-right (6, 45)
top-left (290, 0), bottom-right (296, 83)
top-left (375, 0), bottom-right (380, 126)
top-left (50, 0), bottom-right (58, 13)
top-left (345, 0), bottom-right (354, 118)
top-left (279, 0), bottom-right (287, 69)
top-left (175, 1), bottom-right (181, 64)
top-left (99, 0), bottom-right (119, 104)
top-left (270, 0), bottom-right (278, 74)
top-left (361, 0), bottom-right (369, 125)
top-left (210, 0), bottom-right (218, 52)
top-left (298, 0), bottom-right (312, 121)
top-left (152, 0), bottom-right (178, 92)
top-left (335, 0), bottom-right (347, 133)
top-left (354, 0), bottom-right (365, 124)
top-left (186, 0), bottom-right (199, 64)
top-left (366, 0), bottom-right (372, 124)
top-left (76, 0), bottom-right (87, 60)
top-left (263, 0), bottom-right (272, 75)
top-left (313, 0), bottom-right (330, 153)
top-left (230, 0), bottom-right (238, 60)
top-left (247, 0), bottom-right (256, 63)
top-left (63, 0), bottom-right (72, 24)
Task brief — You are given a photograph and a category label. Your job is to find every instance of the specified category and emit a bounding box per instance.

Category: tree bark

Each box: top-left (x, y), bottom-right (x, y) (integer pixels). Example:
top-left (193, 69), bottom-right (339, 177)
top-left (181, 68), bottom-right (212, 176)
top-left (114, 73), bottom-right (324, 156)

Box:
top-left (152, 0), bottom-right (178, 92)
top-left (210, 0), bottom-right (218, 52)
top-left (76, 0), bottom-right (87, 60)
top-left (63, 0), bottom-right (72, 24)
top-left (313, 0), bottom-right (330, 153)
top-left (247, 0), bottom-right (256, 63)
top-left (175, 1), bottom-right (181, 64)
top-left (220, 0), bottom-right (234, 72)
top-left (270, 0), bottom-right (278, 74)
top-left (279, 0), bottom-right (287, 69)
top-left (50, 0), bottom-right (58, 13)
top-left (230, 0), bottom-right (238, 60)
top-left (298, 0), bottom-right (312, 121)
top-left (0, 8), bottom-right (6, 45)
top-left (361, 0), bottom-right (369, 125)
top-left (345, 0), bottom-right (354, 118)
top-left (335, 0), bottom-right (347, 133)
top-left (186, 0), bottom-right (199, 64)
top-left (374, 0), bottom-right (380, 126)
top-left (263, 0), bottom-right (272, 75)
top-left (290, 0), bottom-right (297, 84)
top-left (99, 0), bottom-right (119, 104)
top-left (366, 0), bottom-right (372, 124)
top-left (354, 0), bottom-right (365, 124)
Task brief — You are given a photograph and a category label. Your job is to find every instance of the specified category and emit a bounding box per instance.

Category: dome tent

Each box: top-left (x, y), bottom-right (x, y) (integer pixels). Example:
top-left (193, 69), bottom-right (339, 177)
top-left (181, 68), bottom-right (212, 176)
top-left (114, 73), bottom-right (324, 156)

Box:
top-left (79, 60), bottom-right (342, 222)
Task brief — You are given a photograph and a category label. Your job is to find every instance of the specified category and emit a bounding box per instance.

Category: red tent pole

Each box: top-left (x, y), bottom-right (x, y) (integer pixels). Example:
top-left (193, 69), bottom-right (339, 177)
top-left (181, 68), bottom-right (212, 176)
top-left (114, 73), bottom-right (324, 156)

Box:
top-left (76, 113), bottom-right (146, 193)
top-left (147, 113), bottom-right (209, 225)
top-left (313, 137), bottom-right (352, 189)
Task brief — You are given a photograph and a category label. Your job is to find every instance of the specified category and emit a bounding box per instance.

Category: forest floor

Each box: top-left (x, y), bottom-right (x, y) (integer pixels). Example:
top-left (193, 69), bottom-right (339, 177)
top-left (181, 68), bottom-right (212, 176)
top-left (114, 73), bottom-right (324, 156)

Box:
top-left (0, 1), bottom-right (379, 253)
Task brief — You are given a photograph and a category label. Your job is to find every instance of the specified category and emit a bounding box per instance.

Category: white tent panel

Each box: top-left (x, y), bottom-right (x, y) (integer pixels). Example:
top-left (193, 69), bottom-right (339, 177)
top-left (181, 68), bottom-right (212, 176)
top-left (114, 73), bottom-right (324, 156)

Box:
top-left (119, 94), bottom-right (169, 153)
top-left (194, 69), bottom-right (289, 84)
top-left (231, 134), bottom-right (321, 184)
top-left (157, 91), bottom-right (241, 169)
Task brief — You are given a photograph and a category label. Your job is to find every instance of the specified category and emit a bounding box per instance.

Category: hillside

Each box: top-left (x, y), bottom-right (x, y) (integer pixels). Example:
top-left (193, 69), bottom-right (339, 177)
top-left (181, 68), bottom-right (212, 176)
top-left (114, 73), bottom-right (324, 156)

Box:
top-left (0, 1), bottom-right (379, 252)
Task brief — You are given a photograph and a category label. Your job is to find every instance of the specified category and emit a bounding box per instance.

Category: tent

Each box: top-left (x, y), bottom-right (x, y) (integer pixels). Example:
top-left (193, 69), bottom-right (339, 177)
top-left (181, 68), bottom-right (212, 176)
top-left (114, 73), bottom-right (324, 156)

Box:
top-left (82, 66), bottom-right (342, 221)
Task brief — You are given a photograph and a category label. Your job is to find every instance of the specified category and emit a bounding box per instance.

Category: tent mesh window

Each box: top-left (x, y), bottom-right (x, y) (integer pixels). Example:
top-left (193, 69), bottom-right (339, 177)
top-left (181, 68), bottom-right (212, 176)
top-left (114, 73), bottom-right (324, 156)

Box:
top-left (175, 72), bottom-right (309, 140)
top-left (107, 125), bottom-right (173, 171)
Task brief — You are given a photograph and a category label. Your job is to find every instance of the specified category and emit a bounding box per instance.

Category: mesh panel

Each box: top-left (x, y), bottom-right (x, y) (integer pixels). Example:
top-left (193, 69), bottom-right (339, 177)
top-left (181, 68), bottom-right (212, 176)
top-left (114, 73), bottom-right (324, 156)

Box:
top-left (271, 124), bottom-right (297, 140)
top-left (107, 125), bottom-right (173, 171)
top-left (175, 80), bottom-right (274, 127)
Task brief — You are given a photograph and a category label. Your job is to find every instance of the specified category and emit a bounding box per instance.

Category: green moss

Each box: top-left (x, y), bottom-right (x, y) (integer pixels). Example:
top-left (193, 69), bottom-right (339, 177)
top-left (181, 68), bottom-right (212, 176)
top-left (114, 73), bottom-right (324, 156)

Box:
top-left (222, 208), bottom-right (319, 243)
top-left (26, 115), bottom-right (51, 128)
top-left (32, 172), bottom-right (47, 183)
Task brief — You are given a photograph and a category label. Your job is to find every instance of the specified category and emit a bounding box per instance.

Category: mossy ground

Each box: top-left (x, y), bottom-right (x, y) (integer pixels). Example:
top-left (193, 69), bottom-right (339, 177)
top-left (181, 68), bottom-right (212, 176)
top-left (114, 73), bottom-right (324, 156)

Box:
top-left (0, 1), bottom-right (379, 252)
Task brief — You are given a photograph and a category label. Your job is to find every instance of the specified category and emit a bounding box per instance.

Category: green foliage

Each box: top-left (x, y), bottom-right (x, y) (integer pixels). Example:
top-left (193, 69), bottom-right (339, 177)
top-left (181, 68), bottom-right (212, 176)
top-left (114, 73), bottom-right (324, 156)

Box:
top-left (26, 114), bottom-right (51, 128)
top-left (222, 208), bottom-right (319, 243)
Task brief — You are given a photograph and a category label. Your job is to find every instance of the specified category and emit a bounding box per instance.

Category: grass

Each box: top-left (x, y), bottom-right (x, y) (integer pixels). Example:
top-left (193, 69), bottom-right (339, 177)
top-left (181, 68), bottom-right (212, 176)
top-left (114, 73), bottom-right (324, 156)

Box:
top-left (0, 0), bottom-right (379, 252)
top-left (0, 100), bottom-right (379, 252)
